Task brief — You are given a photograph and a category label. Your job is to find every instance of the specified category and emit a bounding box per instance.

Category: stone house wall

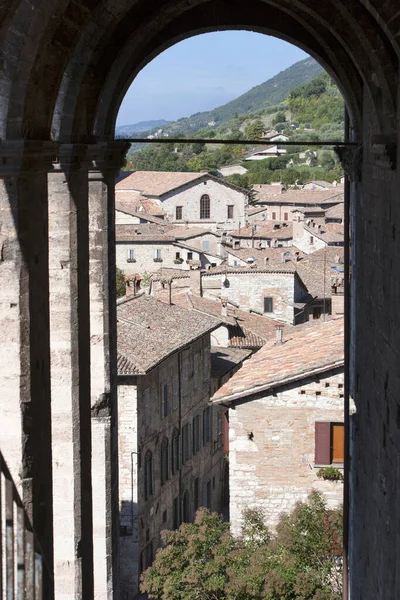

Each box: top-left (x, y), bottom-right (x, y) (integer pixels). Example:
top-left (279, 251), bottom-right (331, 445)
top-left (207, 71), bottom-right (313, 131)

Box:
top-left (116, 240), bottom-right (201, 275)
top-left (160, 178), bottom-right (248, 231)
top-left (228, 368), bottom-right (344, 535)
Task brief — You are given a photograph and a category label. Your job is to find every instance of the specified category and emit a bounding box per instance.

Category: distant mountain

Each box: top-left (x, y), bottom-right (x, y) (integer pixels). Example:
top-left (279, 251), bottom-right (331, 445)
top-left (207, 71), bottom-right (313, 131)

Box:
top-left (116, 119), bottom-right (170, 136)
top-left (156, 57), bottom-right (323, 135)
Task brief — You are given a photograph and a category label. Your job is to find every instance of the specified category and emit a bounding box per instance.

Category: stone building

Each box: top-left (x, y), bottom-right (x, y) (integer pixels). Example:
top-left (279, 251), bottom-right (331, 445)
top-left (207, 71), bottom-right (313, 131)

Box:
top-left (228, 221), bottom-right (293, 249)
top-left (0, 2), bottom-right (399, 599)
top-left (116, 171), bottom-right (249, 232)
top-left (116, 294), bottom-right (226, 597)
top-left (212, 318), bottom-right (345, 533)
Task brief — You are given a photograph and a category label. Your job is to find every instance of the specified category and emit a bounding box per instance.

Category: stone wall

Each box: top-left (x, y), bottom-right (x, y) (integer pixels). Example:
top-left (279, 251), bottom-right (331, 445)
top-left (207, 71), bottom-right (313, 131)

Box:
top-left (116, 241), bottom-right (199, 276)
top-left (228, 368), bottom-right (344, 534)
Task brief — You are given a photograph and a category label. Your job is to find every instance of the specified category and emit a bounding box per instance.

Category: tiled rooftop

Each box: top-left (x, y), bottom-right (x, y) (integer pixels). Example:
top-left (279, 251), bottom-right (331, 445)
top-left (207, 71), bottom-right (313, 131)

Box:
top-left (117, 295), bottom-right (220, 375)
top-left (226, 246), bottom-right (305, 267)
top-left (115, 224), bottom-right (175, 242)
top-left (212, 317), bottom-right (344, 402)
top-left (169, 226), bottom-right (215, 240)
top-left (230, 221), bottom-right (293, 239)
top-left (211, 347), bottom-right (252, 379)
top-left (115, 171), bottom-right (205, 196)
top-left (115, 194), bottom-right (166, 216)
top-left (295, 247), bottom-right (344, 298)
top-left (304, 222), bottom-right (344, 244)
top-left (324, 203), bottom-right (344, 220)
top-left (254, 188), bottom-right (344, 206)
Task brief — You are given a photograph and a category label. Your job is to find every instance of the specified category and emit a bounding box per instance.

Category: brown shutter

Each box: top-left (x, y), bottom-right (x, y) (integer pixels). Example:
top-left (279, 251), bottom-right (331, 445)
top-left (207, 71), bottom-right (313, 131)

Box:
top-left (223, 411), bottom-right (229, 454)
top-left (332, 423), bottom-right (344, 463)
top-left (315, 422), bottom-right (331, 465)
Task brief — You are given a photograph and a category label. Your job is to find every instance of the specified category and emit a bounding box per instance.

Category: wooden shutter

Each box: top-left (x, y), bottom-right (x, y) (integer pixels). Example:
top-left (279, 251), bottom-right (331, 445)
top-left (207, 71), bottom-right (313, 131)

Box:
top-left (315, 422), bottom-right (331, 465)
top-left (332, 423), bottom-right (344, 463)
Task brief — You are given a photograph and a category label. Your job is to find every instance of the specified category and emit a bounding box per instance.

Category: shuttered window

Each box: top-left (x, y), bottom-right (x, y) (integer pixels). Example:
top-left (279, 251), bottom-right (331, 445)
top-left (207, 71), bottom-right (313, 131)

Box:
top-left (315, 421), bottom-right (344, 465)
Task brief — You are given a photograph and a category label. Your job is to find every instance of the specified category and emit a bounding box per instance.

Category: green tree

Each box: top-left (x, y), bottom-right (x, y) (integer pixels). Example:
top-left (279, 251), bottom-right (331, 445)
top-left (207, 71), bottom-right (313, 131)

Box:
top-left (116, 268), bottom-right (126, 298)
top-left (272, 111), bottom-right (287, 126)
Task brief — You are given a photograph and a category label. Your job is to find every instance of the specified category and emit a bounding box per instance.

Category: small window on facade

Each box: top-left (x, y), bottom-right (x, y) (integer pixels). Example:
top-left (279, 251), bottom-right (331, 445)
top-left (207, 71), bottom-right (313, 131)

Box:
top-left (313, 306), bottom-right (322, 320)
top-left (194, 353), bottom-right (199, 389)
top-left (175, 251), bottom-right (181, 260)
top-left (193, 477), bottom-right (200, 512)
top-left (182, 490), bottom-right (190, 523)
top-left (272, 212), bottom-right (276, 220)
top-left (127, 249), bottom-right (135, 261)
top-left (144, 450), bottom-right (154, 499)
top-left (315, 422), bottom-right (344, 465)
top-left (310, 236), bottom-right (314, 245)
top-left (202, 239), bottom-right (210, 251)
top-left (182, 422), bottom-right (191, 464)
top-left (203, 480), bottom-right (212, 510)
top-left (183, 361), bottom-right (189, 396)
top-left (203, 406), bottom-right (212, 445)
top-left (233, 240), bottom-right (240, 249)
top-left (154, 248), bottom-right (162, 260)
top-left (161, 383), bottom-right (169, 417)
top-left (144, 388), bottom-right (150, 424)
top-left (284, 212), bottom-right (289, 221)
top-left (171, 429), bottom-right (180, 475)
top-left (176, 206), bottom-right (183, 220)
top-left (264, 297), bottom-right (273, 313)
top-left (200, 194), bottom-right (210, 219)
top-left (192, 414), bottom-right (201, 454)
top-left (160, 438), bottom-right (169, 485)
top-left (227, 205), bottom-right (234, 219)
top-left (173, 496), bottom-right (180, 529)
top-left (172, 376), bottom-right (179, 410)
top-left (187, 252), bottom-right (193, 261)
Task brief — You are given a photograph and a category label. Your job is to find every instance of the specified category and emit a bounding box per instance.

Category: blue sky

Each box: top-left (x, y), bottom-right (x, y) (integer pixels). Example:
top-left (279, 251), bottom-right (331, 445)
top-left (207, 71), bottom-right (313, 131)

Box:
top-left (117, 32), bottom-right (308, 126)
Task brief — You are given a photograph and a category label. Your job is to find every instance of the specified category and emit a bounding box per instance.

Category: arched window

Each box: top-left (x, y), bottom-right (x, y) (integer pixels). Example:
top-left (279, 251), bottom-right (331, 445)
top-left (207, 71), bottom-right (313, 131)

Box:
top-left (160, 438), bottom-right (169, 485)
top-left (182, 490), bottom-right (190, 523)
top-left (144, 450), bottom-right (154, 499)
top-left (171, 428), bottom-right (180, 475)
top-left (200, 194), bottom-right (210, 219)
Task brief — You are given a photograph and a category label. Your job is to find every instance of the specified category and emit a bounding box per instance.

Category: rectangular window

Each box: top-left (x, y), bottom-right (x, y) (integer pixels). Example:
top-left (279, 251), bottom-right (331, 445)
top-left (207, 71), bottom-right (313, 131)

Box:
top-left (175, 251), bottom-right (181, 260)
top-left (272, 212), bottom-right (276, 220)
top-left (194, 353), bottom-right (199, 389)
top-left (227, 205), bottom-right (234, 219)
top-left (203, 406), bottom-right (212, 445)
top-left (192, 415), bottom-right (201, 454)
top-left (203, 480), bottom-right (212, 510)
top-left (310, 236), bottom-right (314, 245)
top-left (187, 252), bottom-right (193, 261)
top-left (313, 306), bottom-right (322, 320)
top-left (284, 212), bottom-right (289, 221)
top-left (201, 240), bottom-right (210, 251)
top-left (193, 477), bottom-right (199, 512)
top-left (127, 248), bottom-right (135, 261)
top-left (183, 361), bottom-right (189, 396)
top-left (233, 240), bottom-right (240, 249)
top-left (315, 422), bottom-right (344, 465)
top-left (144, 388), bottom-right (150, 424)
top-left (154, 248), bottom-right (162, 260)
top-left (173, 496), bottom-right (180, 529)
top-left (171, 431), bottom-right (180, 475)
top-left (182, 423), bottom-right (191, 464)
top-left (161, 383), bottom-right (169, 417)
top-left (176, 206), bottom-right (183, 220)
top-left (172, 376), bottom-right (179, 410)
top-left (264, 297), bottom-right (273, 313)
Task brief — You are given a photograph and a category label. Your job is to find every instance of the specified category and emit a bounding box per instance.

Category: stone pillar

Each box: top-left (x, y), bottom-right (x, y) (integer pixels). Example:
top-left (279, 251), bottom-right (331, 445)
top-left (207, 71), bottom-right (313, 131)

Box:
top-left (48, 145), bottom-right (94, 599)
top-left (0, 140), bottom-right (56, 596)
top-left (87, 142), bottom-right (129, 599)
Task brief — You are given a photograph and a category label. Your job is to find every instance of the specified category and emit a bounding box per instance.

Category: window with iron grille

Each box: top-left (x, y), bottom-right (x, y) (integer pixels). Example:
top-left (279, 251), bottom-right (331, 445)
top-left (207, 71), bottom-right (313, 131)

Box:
top-left (171, 429), bottom-right (180, 475)
top-left (200, 194), bottom-right (210, 219)
top-left (160, 438), bottom-right (169, 485)
top-left (192, 414), bottom-right (201, 454)
top-left (144, 450), bottom-right (154, 499)
top-left (161, 383), bottom-right (169, 417)
top-left (227, 205), bottom-right (234, 219)
top-left (176, 205), bottom-right (183, 220)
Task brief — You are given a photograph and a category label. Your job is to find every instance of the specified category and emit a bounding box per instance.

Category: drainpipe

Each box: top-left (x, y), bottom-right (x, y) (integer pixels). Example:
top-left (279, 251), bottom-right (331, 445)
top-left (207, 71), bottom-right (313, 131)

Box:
top-left (343, 106), bottom-right (351, 600)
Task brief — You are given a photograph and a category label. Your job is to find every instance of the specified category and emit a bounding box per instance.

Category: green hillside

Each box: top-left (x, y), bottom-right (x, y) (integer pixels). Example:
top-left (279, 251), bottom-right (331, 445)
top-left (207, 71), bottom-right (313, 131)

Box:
top-left (116, 119), bottom-right (170, 136)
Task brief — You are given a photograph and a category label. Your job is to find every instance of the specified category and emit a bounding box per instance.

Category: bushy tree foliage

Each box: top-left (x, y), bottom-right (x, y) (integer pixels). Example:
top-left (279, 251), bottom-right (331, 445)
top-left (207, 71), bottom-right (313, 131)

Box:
top-left (116, 268), bottom-right (126, 298)
top-left (141, 492), bottom-right (343, 600)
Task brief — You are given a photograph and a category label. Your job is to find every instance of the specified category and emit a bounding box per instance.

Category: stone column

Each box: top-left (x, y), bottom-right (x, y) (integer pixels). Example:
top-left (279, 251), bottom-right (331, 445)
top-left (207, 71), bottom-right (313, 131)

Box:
top-left (87, 142), bottom-right (129, 599)
top-left (0, 140), bottom-right (56, 596)
top-left (48, 145), bottom-right (94, 599)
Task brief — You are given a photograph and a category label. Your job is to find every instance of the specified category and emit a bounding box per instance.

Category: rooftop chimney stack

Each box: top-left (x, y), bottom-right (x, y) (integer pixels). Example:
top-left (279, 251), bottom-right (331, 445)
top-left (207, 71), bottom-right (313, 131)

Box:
top-left (276, 327), bottom-right (283, 344)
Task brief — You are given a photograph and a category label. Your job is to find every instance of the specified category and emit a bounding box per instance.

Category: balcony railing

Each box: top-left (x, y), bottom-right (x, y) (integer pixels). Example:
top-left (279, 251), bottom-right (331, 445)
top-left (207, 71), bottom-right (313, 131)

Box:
top-left (0, 450), bottom-right (51, 599)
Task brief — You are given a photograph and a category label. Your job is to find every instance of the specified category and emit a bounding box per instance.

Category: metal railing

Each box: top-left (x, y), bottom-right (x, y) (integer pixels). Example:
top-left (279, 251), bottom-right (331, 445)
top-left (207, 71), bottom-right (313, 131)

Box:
top-left (0, 451), bottom-right (50, 599)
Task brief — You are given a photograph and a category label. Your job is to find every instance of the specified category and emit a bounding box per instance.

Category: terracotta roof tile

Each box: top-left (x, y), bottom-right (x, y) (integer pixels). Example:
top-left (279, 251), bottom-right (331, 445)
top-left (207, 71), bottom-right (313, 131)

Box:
top-left (226, 246), bottom-right (305, 268)
top-left (230, 221), bottom-right (293, 239)
top-left (254, 188), bottom-right (344, 206)
top-left (211, 347), bottom-right (252, 379)
top-left (117, 295), bottom-right (220, 374)
top-left (115, 195), bottom-right (166, 216)
top-left (212, 317), bottom-right (344, 402)
top-left (115, 171), bottom-right (205, 196)
top-left (116, 224), bottom-right (175, 242)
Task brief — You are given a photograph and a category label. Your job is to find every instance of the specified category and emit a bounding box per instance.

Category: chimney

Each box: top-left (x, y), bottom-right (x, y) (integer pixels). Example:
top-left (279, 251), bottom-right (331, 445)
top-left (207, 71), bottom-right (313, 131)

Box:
top-left (220, 298), bottom-right (228, 317)
top-left (189, 269), bottom-right (202, 296)
top-left (276, 327), bottom-right (283, 344)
